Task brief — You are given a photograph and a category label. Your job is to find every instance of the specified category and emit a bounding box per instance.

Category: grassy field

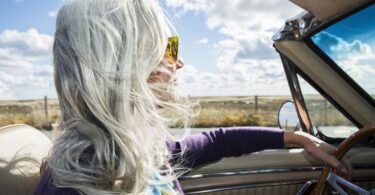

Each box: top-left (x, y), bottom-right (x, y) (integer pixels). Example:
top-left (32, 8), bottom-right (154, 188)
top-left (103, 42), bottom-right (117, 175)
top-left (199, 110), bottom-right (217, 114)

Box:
top-left (189, 95), bottom-right (291, 127)
top-left (0, 95), bottom-right (353, 130)
top-left (0, 99), bottom-right (60, 130)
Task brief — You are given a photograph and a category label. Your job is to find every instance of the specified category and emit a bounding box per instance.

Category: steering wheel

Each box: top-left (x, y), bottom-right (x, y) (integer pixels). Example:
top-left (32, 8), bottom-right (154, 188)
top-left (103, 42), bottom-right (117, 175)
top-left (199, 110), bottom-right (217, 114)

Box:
top-left (314, 124), bottom-right (375, 195)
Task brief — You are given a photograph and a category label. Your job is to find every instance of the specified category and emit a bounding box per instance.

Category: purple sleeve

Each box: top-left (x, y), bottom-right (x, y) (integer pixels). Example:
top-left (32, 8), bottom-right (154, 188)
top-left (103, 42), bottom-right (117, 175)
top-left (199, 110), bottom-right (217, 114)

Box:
top-left (168, 127), bottom-right (285, 168)
top-left (33, 168), bottom-right (80, 195)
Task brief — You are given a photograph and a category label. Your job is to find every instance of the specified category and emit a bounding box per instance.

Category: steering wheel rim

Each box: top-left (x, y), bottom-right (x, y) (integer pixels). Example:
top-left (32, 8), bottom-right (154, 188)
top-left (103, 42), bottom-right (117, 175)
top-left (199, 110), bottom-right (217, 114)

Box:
top-left (314, 124), bottom-right (375, 195)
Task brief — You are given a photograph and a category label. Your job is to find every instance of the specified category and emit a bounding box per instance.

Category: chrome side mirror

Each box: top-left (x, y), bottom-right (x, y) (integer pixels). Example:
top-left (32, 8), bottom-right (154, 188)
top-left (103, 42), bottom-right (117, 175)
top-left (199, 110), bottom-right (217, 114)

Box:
top-left (278, 100), bottom-right (300, 131)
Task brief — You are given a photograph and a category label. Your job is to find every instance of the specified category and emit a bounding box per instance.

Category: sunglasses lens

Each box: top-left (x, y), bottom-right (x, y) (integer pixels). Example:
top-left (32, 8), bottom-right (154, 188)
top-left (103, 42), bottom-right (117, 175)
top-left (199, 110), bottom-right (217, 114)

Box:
top-left (166, 36), bottom-right (179, 64)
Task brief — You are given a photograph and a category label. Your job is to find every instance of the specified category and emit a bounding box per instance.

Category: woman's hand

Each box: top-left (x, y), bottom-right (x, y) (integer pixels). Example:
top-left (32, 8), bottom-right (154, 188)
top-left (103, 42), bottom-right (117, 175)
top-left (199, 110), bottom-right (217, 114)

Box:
top-left (284, 131), bottom-right (353, 179)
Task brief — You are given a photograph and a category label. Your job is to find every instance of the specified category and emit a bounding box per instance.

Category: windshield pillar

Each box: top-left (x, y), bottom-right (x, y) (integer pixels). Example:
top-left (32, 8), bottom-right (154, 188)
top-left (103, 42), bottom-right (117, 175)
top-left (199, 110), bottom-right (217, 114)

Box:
top-left (279, 53), bottom-right (314, 134)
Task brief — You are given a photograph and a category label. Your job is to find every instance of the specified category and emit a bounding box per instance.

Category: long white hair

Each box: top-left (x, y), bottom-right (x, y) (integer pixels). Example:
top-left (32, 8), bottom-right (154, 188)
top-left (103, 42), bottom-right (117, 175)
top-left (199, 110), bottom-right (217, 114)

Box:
top-left (48, 0), bottom-right (191, 194)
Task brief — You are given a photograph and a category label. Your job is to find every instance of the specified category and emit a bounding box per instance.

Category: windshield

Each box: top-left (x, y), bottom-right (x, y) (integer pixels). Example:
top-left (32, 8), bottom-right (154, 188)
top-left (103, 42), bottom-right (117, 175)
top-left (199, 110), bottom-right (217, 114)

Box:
top-left (297, 75), bottom-right (356, 138)
top-left (311, 4), bottom-right (375, 100)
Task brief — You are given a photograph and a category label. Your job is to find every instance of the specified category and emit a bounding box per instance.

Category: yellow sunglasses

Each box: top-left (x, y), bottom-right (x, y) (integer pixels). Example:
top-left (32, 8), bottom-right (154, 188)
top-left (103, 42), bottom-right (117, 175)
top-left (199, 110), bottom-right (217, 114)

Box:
top-left (165, 35), bottom-right (179, 64)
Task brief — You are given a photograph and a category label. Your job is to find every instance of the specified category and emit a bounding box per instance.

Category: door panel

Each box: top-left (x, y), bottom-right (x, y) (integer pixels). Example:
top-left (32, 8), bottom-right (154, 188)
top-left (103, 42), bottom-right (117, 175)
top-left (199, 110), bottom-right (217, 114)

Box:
top-left (180, 148), bottom-right (375, 194)
top-left (186, 181), bottom-right (375, 195)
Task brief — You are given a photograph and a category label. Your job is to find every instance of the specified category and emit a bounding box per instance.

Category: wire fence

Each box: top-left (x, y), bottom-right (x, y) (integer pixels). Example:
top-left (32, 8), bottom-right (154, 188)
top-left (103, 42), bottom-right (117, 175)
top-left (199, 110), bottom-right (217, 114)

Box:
top-left (0, 95), bottom-right (352, 130)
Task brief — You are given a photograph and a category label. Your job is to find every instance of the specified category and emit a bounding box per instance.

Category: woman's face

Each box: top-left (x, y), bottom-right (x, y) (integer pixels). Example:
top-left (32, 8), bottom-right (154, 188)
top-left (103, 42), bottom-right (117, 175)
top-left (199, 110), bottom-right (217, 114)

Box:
top-left (147, 58), bottom-right (184, 102)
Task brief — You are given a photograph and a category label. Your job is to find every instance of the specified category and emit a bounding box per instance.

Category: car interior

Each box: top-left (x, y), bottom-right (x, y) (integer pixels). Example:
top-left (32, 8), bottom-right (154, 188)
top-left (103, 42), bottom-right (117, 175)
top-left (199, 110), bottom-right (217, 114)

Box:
top-left (0, 0), bottom-right (374, 195)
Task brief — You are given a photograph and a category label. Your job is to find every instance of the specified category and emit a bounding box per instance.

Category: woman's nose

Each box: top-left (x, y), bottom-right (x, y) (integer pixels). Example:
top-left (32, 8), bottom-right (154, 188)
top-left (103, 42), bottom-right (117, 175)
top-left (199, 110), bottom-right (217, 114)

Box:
top-left (176, 58), bottom-right (184, 70)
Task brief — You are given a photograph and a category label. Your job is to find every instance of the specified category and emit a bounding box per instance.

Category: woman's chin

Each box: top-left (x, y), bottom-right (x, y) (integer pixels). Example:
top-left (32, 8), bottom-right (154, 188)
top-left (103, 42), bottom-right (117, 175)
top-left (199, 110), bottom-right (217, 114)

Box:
top-left (153, 89), bottom-right (179, 103)
top-left (162, 92), bottom-right (178, 103)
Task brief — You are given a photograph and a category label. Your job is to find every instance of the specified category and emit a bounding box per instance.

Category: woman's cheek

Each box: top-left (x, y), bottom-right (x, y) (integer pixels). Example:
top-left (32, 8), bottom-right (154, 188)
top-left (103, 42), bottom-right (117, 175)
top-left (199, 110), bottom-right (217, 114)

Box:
top-left (147, 73), bottom-right (177, 102)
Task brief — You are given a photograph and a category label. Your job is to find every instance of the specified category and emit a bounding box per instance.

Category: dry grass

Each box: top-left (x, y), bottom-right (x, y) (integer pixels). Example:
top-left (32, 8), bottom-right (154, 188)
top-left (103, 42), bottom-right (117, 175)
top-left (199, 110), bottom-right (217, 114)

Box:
top-left (0, 95), bottom-right (353, 130)
top-left (0, 99), bottom-right (60, 130)
top-left (303, 95), bottom-right (353, 126)
top-left (190, 96), bottom-right (291, 127)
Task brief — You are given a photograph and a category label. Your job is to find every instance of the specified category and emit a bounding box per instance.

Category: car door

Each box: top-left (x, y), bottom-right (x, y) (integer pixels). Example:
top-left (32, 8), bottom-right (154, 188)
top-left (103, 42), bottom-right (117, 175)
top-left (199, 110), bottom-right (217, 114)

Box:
top-left (180, 1), bottom-right (375, 194)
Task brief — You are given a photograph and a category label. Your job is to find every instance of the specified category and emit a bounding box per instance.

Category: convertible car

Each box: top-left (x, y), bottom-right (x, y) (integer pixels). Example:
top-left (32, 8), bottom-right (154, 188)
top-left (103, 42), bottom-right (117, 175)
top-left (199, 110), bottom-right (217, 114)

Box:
top-left (0, 0), bottom-right (374, 195)
top-left (178, 0), bottom-right (375, 194)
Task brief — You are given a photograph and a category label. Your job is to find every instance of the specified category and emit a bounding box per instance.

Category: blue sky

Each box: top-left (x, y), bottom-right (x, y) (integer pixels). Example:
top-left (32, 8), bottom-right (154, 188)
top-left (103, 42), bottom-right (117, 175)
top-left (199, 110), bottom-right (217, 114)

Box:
top-left (321, 4), bottom-right (375, 43)
top-left (162, 5), bottom-right (223, 74)
top-left (0, 0), bottom-right (59, 34)
top-left (311, 4), bottom-right (375, 95)
top-left (0, 0), bottom-right (307, 100)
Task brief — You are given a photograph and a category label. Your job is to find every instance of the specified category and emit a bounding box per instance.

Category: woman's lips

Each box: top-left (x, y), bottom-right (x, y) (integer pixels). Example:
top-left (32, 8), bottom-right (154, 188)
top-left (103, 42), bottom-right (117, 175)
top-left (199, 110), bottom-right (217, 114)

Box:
top-left (173, 78), bottom-right (178, 86)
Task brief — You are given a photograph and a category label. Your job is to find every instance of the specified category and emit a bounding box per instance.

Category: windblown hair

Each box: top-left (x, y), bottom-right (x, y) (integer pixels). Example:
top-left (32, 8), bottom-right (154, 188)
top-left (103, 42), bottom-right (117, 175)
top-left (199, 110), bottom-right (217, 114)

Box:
top-left (48, 0), bottom-right (191, 194)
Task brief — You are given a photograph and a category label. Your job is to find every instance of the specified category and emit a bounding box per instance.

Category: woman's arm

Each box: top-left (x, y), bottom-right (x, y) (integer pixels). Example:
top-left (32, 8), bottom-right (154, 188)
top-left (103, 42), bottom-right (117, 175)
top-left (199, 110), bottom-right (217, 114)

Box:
top-left (168, 127), bottom-right (284, 168)
top-left (33, 168), bottom-right (80, 195)
top-left (169, 127), bottom-right (351, 176)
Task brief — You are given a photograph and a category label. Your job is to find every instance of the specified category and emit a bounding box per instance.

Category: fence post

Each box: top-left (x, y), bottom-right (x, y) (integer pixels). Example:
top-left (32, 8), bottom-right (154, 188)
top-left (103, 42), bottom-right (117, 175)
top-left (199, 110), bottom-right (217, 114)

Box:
top-left (44, 96), bottom-right (48, 128)
top-left (254, 95), bottom-right (258, 113)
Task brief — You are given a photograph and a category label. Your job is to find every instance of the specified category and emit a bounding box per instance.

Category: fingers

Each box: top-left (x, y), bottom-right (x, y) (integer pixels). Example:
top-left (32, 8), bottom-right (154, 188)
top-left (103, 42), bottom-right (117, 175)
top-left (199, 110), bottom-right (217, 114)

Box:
top-left (340, 157), bottom-right (353, 180)
top-left (322, 152), bottom-right (352, 178)
top-left (335, 161), bottom-right (349, 176)
top-left (300, 135), bottom-right (352, 178)
top-left (307, 144), bottom-right (348, 175)
top-left (325, 148), bottom-right (352, 179)
top-left (325, 153), bottom-right (349, 175)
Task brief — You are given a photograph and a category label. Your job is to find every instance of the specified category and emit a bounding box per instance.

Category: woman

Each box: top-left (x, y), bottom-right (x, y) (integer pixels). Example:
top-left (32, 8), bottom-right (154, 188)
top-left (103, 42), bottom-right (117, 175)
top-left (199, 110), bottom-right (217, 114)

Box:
top-left (33, 0), bottom-right (351, 194)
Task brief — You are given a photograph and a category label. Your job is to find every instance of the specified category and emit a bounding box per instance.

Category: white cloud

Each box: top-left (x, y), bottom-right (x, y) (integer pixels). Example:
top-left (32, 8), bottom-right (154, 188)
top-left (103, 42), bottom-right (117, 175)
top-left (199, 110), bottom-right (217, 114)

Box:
top-left (166, 0), bottom-right (301, 32)
top-left (166, 0), bottom-right (206, 12)
top-left (335, 44), bottom-right (375, 93)
top-left (0, 29), bottom-right (55, 100)
top-left (176, 62), bottom-right (289, 96)
top-left (48, 8), bottom-right (60, 18)
top-left (314, 32), bottom-right (375, 85)
top-left (167, 0), bottom-right (302, 96)
top-left (197, 38), bottom-right (208, 44)
top-left (0, 29), bottom-right (53, 61)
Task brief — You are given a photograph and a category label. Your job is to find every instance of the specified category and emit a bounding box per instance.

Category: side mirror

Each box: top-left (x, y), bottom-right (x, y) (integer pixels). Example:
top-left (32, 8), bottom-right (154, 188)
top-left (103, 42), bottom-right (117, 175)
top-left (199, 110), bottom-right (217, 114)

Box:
top-left (278, 100), bottom-right (300, 132)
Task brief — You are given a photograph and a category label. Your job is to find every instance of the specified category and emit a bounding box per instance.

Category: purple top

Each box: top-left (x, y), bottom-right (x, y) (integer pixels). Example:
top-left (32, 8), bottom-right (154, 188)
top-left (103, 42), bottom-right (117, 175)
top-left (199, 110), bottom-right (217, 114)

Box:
top-left (33, 127), bottom-right (284, 195)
